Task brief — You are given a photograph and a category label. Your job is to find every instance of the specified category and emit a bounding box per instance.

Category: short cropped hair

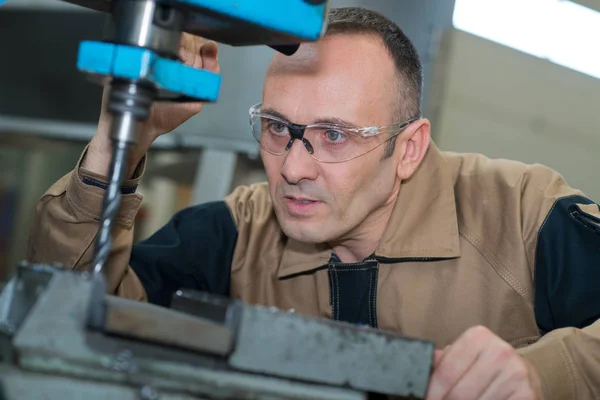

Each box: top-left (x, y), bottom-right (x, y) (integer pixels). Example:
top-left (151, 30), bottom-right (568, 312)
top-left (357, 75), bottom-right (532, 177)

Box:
top-left (325, 7), bottom-right (423, 158)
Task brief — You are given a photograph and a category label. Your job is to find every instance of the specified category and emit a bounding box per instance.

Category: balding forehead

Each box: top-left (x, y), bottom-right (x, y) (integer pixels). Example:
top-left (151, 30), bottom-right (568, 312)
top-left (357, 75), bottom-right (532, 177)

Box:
top-left (267, 42), bottom-right (321, 75)
top-left (267, 33), bottom-right (393, 76)
top-left (263, 33), bottom-right (400, 125)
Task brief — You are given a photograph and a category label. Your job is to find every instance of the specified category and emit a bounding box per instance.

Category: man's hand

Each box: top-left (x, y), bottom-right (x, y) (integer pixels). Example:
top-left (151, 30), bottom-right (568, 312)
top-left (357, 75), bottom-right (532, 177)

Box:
top-left (83, 34), bottom-right (220, 177)
top-left (141, 34), bottom-right (220, 141)
top-left (426, 326), bottom-right (543, 400)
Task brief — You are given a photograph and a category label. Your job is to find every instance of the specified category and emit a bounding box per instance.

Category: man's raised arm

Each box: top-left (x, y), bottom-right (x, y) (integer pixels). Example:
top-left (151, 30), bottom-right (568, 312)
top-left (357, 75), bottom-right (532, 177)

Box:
top-left (26, 35), bottom-right (220, 299)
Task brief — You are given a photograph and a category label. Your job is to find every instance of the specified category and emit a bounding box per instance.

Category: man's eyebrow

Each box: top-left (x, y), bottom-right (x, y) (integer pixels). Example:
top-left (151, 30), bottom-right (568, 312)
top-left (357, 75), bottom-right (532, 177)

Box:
top-left (260, 107), bottom-right (288, 121)
top-left (260, 107), bottom-right (360, 129)
top-left (313, 116), bottom-right (360, 129)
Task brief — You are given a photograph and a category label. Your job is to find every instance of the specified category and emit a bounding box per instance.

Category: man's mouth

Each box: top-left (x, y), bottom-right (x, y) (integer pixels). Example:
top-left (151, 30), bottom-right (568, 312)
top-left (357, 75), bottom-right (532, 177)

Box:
top-left (283, 196), bottom-right (322, 215)
top-left (285, 196), bottom-right (319, 203)
top-left (286, 196), bottom-right (317, 203)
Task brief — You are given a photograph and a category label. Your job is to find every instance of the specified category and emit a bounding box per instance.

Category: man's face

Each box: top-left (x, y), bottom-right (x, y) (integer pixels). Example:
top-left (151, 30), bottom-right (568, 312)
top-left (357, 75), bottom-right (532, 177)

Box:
top-left (261, 33), bottom-right (402, 244)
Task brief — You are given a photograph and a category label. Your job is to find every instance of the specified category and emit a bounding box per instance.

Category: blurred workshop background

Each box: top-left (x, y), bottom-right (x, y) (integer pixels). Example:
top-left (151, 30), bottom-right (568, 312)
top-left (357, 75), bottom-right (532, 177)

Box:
top-left (0, 0), bottom-right (598, 281)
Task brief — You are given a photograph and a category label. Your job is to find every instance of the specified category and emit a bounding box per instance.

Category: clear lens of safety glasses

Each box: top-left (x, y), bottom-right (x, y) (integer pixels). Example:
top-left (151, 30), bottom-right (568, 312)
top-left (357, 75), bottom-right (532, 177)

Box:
top-left (249, 104), bottom-right (418, 163)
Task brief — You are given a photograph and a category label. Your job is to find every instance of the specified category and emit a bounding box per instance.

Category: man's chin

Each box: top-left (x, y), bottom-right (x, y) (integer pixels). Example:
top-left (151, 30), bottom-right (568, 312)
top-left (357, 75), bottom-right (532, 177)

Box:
top-left (278, 218), bottom-right (329, 244)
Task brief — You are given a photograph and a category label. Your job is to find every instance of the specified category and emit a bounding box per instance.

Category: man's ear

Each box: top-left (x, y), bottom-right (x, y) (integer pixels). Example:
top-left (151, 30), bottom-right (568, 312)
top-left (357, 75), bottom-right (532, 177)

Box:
top-left (396, 119), bottom-right (431, 180)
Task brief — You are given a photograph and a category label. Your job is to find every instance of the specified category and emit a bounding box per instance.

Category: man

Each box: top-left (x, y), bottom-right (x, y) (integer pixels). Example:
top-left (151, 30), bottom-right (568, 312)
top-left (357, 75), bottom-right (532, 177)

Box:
top-left (28, 7), bottom-right (599, 400)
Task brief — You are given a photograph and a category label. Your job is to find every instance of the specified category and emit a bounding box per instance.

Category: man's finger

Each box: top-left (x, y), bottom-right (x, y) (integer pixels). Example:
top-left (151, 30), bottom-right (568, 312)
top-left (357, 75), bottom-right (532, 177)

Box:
top-left (441, 344), bottom-right (504, 400)
top-left (426, 327), bottom-right (494, 400)
top-left (433, 349), bottom-right (445, 368)
top-left (478, 356), bottom-right (537, 400)
top-left (433, 344), bottom-right (452, 368)
top-left (180, 102), bottom-right (205, 117)
top-left (179, 33), bottom-right (204, 69)
top-left (427, 349), bottom-right (479, 400)
top-left (201, 40), bottom-right (220, 73)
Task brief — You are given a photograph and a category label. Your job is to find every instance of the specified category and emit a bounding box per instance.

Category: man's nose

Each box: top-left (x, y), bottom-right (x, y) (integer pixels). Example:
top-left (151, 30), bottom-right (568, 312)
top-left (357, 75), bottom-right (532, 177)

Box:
top-left (281, 139), bottom-right (319, 184)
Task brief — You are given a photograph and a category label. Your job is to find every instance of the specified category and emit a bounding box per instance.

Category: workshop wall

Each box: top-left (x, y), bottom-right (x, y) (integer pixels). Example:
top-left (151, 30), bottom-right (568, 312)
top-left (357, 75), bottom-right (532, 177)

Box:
top-left (435, 29), bottom-right (600, 202)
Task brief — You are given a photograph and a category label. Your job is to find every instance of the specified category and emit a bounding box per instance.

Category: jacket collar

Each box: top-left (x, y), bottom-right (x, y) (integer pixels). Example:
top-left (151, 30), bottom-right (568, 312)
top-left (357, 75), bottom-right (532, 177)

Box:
top-left (277, 142), bottom-right (461, 279)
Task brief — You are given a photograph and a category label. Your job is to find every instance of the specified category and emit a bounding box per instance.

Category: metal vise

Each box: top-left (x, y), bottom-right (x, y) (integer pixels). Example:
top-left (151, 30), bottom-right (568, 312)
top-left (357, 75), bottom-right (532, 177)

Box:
top-left (0, 264), bottom-right (434, 399)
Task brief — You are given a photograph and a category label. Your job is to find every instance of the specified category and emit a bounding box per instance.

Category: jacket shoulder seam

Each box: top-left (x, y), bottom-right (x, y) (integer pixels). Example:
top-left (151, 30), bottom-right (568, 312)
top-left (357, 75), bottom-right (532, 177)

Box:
top-left (458, 223), bottom-right (533, 303)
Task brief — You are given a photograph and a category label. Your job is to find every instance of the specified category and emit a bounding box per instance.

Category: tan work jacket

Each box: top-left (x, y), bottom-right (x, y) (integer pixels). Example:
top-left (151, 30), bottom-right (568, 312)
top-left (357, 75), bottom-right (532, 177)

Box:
top-left (28, 143), bottom-right (600, 399)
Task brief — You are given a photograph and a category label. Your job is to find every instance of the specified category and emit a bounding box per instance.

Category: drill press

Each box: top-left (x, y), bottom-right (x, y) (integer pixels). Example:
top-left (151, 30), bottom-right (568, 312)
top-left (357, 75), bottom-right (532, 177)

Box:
top-left (68, 0), bottom-right (330, 275)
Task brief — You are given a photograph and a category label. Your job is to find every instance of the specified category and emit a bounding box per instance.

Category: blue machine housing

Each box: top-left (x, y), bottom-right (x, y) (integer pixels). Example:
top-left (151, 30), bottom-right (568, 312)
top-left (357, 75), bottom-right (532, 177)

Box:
top-left (69, 0), bottom-right (328, 104)
top-left (77, 41), bottom-right (222, 101)
top-left (64, 0), bottom-right (328, 46)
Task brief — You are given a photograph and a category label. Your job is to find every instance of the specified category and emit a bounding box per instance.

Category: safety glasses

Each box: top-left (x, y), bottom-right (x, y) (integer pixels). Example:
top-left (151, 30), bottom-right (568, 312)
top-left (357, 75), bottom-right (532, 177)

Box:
top-left (249, 103), bottom-right (419, 163)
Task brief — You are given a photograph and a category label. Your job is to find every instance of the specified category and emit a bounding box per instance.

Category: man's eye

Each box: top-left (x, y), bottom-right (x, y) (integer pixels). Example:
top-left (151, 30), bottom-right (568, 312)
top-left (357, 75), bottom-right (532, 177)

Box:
top-left (269, 122), bottom-right (288, 135)
top-left (325, 130), bottom-right (347, 143)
